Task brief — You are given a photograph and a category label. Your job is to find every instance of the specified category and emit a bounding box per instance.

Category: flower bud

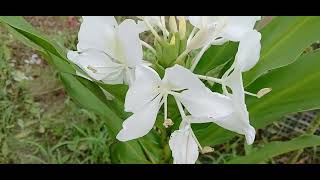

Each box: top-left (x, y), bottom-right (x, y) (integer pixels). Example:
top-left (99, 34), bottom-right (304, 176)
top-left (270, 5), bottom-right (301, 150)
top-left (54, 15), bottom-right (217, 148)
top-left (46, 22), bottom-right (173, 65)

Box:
top-left (169, 16), bottom-right (178, 33)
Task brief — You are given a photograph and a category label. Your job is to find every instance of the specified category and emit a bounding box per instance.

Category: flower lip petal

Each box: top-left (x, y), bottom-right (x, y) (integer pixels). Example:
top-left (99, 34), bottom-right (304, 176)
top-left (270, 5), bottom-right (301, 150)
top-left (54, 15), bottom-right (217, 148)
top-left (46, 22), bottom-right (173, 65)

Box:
top-left (125, 65), bottom-right (161, 113)
top-left (117, 95), bottom-right (162, 142)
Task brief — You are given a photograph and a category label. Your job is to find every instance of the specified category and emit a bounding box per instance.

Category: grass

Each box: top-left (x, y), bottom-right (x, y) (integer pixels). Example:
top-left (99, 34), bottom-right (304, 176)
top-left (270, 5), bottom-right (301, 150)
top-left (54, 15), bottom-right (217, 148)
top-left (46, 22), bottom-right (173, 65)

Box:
top-left (0, 16), bottom-right (319, 164)
top-left (0, 17), bottom-right (112, 164)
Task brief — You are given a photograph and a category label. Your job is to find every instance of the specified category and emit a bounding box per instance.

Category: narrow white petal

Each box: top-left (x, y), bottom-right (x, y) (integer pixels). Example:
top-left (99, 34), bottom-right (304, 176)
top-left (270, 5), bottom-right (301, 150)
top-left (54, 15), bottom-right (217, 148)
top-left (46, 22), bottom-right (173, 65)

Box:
top-left (118, 19), bottom-right (143, 67)
top-left (175, 89), bottom-right (233, 119)
top-left (69, 50), bottom-right (124, 84)
top-left (169, 125), bottom-right (199, 164)
top-left (221, 67), bottom-right (256, 144)
top-left (116, 95), bottom-right (162, 142)
top-left (213, 112), bottom-right (256, 145)
top-left (235, 30), bottom-right (262, 72)
top-left (163, 65), bottom-right (207, 91)
top-left (222, 16), bottom-right (261, 42)
top-left (125, 66), bottom-right (161, 113)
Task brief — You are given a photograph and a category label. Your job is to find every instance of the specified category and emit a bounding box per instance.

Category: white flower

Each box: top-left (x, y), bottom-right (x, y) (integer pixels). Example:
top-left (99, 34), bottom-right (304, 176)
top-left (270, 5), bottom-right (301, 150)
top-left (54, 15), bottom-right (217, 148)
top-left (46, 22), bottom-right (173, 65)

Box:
top-left (116, 65), bottom-right (233, 141)
top-left (169, 122), bottom-right (199, 164)
top-left (67, 16), bottom-right (143, 85)
top-left (188, 16), bottom-right (261, 49)
top-left (190, 30), bottom-right (262, 145)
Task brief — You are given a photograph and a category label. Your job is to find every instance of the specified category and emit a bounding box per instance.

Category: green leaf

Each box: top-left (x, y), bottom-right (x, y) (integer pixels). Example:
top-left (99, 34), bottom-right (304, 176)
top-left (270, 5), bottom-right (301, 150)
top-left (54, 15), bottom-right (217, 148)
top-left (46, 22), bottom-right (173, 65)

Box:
top-left (110, 141), bottom-right (151, 164)
top-left (60, 73), bottom-right (159, 163)
top-left (227, 135), bottom-right (320, 164)
top-left (193, 41), bottom-right (239, 75)
top-left (1, 16), bottom-right (163, 163)
top-left (60, 73), bottom-right (123, 137)
top-left (244, 16), bottom-right (320, 86)
top-left (196, 50), bottom-right (320, 146)
top-left (0, 16), bottom-right (67, 60)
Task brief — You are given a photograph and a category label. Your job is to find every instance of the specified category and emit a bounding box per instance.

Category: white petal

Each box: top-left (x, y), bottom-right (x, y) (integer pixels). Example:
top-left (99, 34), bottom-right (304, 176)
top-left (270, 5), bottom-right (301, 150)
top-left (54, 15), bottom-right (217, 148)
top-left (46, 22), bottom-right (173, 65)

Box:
top-left (163, 65), bottom-right (207, 91)
top-left (213, 111), bottom-right (256, 145)
top-left (175, 89), bottom-right (233, 119)
top-left (222, 68), bottom-right (256, 144)
top-left (118, 19), bottom-right (143, 67)
top-left (77, 16), bottom-right (118, 57)
top-left (116, 95), bottom-right (162, 141)
top-left (188, 16), bottom-right (204, 29)
top-left (224, 67), bottom-right (246, 101)
top-left (169, 125), bottom-right (199, 164)
top-left (68, 50), bottom-right (124, 84)
top-left (136, 21), bottom-right (149, 33)
top-left (235, 30), bottom-right (262, 72)
top-left (125, 66), bottom-right (161, 113)
top-left (222, 16), bottom-right (261, 42)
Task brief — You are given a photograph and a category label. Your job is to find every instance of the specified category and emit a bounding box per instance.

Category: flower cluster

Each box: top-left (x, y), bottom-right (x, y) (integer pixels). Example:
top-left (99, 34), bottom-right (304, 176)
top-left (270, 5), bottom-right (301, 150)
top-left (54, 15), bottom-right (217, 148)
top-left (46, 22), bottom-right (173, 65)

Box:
top-left (68, 16), bottom-right (271, 164)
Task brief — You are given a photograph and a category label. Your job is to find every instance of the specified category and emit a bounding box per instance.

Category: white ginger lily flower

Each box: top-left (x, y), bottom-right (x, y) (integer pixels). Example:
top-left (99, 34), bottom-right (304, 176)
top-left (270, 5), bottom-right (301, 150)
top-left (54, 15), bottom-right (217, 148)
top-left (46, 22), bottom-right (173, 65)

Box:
top-left (188, 16), bottom-right (261, 48)
top-left (187, 16), bottom-right (261, 71)
top-left (67, 16), bottom-right (143, 85)
top-left (194, 30), bottom-right (262, 145)
top-left (116, 65), bottom-right (233, 141)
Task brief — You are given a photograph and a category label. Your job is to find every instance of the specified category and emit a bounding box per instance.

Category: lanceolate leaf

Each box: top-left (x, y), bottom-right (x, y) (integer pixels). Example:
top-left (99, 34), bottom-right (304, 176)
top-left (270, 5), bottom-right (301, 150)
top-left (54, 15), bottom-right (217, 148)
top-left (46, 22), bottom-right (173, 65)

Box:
top-left (243, 16), bottom-right (320, 86)
top-left (0, 16), bottom-right (67, 60)
top-left (196, 50), bottom-right (320, 146)
top-left (227, 135), bottom-right (320, 164)
top-left (0, 16), bottom-right (164, 163)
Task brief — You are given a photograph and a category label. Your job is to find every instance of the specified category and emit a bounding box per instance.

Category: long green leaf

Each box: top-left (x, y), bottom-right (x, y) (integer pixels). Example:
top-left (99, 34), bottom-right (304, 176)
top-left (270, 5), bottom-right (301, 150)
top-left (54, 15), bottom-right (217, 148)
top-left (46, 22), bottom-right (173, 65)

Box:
top-left (0, 16), bottom-right (164, 163)
top-left (0, 16), bottom-right (67, 60)
top-left (196, 50), bottom-right (320, 146)
top-left (227, 135), bottom-right (320, 164)
top-left (243, 16), bottom-right (320, 86)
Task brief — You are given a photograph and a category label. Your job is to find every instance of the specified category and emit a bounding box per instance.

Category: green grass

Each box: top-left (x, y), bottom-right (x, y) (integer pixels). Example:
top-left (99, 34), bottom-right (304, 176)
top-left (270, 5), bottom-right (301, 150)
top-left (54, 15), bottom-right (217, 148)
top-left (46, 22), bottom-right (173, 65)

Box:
top-left (0, 18), bottom-right (112, 163)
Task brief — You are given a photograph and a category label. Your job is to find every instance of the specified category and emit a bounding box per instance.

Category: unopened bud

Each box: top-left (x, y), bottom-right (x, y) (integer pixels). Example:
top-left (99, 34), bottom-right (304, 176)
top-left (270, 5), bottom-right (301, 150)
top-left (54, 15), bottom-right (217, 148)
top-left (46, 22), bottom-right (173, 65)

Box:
top-left (179, 16), bottom-right (186, 39)
top-left (170, 35), bottom-right (176, 45)
top-left (257, 88), bottom-right (272, 98)
top-left (169, 16), bottom-right (178, 33)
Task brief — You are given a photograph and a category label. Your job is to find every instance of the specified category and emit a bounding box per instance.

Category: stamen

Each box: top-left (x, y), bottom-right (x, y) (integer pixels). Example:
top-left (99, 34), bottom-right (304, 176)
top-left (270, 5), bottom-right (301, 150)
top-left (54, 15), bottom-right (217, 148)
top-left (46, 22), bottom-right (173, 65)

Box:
top-left (143, 18), bottom-right (162, 41)
top-left (197, 75), bottom-right (223, 84)
top-left (175, 49), bottom-right (190, 64)
top-left (190, 43), bottom-right (211, 72)
top-left (187, 27), bottom-right (198, 46)
top-left (257, 88), bottom-right (272, 98)
top-left (174, 97), bottom-right (204, 151)
top-left (140, 40), bottom-right (157, 55)
top-left (191, 130), bottom-right (203, 151)
top-left (164, 94), bottom-right (168, 120)
top-left (163, 119), bottom-right (174, 128)
top-left (174, 97), bottom-right (187, 119)
top-left (245, 88), bottom-right (272, 98)
top-left (201, 146), bottom-right (214, 154)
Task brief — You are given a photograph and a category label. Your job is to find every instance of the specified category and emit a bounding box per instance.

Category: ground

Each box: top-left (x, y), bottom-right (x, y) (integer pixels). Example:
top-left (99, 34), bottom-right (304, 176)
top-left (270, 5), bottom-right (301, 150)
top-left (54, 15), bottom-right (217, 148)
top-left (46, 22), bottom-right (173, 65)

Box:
top-left (0, 16), bottom-right (318, 164)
